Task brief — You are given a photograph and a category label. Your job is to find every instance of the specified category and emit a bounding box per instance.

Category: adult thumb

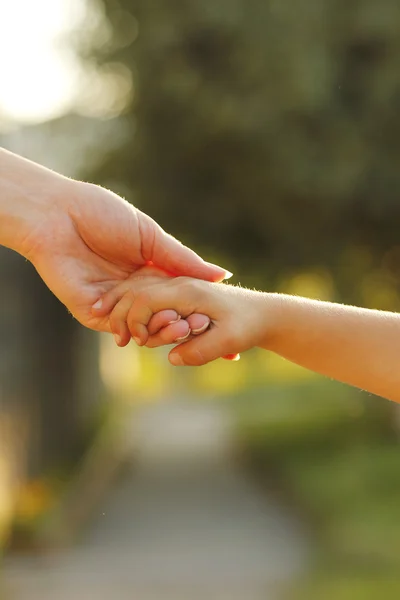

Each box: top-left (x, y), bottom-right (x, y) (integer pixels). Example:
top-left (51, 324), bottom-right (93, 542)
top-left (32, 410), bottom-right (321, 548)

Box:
top-left (139, 211), bottom-right (232, 282)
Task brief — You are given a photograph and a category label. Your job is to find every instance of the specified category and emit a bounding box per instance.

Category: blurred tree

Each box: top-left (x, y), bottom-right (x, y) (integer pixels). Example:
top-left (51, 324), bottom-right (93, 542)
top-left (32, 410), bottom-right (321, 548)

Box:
top-left (82, 0), bottom-right (400, 301)
top-left (1, 121), bottom-right (104, 522)
top-left (0, 247), bottom-right (100, 481)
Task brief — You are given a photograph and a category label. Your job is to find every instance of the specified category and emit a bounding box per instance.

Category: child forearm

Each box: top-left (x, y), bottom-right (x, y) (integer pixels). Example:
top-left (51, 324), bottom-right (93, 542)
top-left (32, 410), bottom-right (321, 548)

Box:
top-left (262, 293), bottom-right (400, 403)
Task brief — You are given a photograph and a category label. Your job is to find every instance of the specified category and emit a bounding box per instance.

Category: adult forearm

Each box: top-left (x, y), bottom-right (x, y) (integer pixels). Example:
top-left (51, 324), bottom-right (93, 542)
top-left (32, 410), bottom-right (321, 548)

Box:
top-left (263, 293), bottom-right (400, 402)
top-left (0, 148), bottom-right (70, 257)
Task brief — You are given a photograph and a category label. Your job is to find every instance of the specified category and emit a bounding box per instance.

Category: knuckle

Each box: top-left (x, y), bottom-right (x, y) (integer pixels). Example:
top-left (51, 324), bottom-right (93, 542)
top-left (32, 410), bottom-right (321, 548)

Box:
top-left (109, 310), bottom-right (120, 333)
top-left (175, 276), bottom-right (195, 291)
top-left (123, 290), bottom-right (135, 302)
top-left (136, 290), bottom-right (152, 307)
top-left (126, 312), bottom-right (139, 335)
top-left (189, 278), bottom-right (204, 293)
top-left (173, 276), bottom-right (190, 286)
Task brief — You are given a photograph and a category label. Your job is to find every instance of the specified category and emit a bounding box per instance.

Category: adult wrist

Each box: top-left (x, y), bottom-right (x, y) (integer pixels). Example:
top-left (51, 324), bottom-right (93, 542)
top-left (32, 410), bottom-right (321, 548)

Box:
top-left (0, 148), bottom-right (72, 259)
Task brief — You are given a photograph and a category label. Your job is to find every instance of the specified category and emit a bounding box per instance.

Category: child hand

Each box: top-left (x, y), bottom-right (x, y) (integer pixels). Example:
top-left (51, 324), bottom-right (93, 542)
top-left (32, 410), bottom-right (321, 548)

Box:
top-left (92, 265), bottom-right (210, 347)
top-left (93, 275), bottom-right (264, 366)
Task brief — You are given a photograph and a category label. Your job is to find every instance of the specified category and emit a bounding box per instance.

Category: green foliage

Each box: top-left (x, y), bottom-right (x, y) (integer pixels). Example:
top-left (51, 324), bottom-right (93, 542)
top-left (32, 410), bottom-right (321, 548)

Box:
top-left (233, 382), bottom-right (400, 597)
top-left (84, 0), bottom-right (400, 294)
top-left (234, 381), bottom-right (392, 457)
top-left (291, 573), bottom-right (400, 600)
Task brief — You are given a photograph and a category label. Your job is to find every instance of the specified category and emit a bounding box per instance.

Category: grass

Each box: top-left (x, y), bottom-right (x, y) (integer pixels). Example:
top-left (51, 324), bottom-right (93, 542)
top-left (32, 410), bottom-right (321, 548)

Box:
top-left (291, 572), bottom-right (400, 600)
top-left (230, 379), bottom-right (400, 599)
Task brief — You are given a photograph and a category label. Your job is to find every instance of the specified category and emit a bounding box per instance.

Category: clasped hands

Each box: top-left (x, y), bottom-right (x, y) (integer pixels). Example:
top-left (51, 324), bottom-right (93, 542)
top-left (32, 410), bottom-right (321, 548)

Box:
top-left (92, 264), bottom-right (240, 363)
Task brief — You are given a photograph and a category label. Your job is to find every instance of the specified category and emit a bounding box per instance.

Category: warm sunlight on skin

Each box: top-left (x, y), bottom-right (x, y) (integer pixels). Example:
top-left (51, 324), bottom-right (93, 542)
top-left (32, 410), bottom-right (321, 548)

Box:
top-left (0, 0), bottom-right (84, 123)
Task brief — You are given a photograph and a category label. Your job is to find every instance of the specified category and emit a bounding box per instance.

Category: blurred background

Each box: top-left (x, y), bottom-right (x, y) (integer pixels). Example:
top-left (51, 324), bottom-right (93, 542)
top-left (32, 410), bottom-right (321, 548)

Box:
top-left (1, 0), bottom-right (400, 598)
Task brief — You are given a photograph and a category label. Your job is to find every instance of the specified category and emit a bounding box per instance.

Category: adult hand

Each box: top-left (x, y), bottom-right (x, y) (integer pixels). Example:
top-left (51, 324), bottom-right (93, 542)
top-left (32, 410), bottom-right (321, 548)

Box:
top-left (27, 181), bottom-right (231, 336)
top-left (0, 149), bottom-right (231, 340)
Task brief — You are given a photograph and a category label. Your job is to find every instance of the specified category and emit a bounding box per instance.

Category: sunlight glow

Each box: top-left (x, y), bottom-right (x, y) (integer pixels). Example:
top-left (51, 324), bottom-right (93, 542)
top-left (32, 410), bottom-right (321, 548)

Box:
top-left (0, 0), bottom-right (85, 123)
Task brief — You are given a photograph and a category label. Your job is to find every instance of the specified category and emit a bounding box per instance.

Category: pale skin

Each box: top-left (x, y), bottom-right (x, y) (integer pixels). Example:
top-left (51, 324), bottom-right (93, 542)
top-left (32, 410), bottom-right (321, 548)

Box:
top-left (0, 147), bottom-right (236, 349)
top-left (4, 147), bottom-right (398, 402)
top-left (94, 274), bottom-right (400, 403)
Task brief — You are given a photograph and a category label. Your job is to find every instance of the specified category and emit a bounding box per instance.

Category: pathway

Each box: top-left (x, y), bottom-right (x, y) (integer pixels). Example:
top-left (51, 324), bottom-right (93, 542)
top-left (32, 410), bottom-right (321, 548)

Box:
top-left (2, 398), bottom-right (309, 599)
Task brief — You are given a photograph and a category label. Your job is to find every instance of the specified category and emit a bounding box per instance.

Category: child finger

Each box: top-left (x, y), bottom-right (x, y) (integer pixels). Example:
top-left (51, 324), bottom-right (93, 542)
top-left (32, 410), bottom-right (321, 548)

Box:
top-left (186, 314), bottom-right (210, 335)
top-left (126, 297), bottom-right (154, 346)
top-left (148, 310), bottom-right (181, 335)
top-left (92, 286), bottom-right (126, 316)
top-left (109, 292), bottom-right (139, 346)
top-left (146, 320), bottom-right (191, 348)
top-left (112, 322), bottom-right (131, 347)
top-left (126, 280), bottom-right (207, 345)
top-left (168, 329), bottom-right (232, 366)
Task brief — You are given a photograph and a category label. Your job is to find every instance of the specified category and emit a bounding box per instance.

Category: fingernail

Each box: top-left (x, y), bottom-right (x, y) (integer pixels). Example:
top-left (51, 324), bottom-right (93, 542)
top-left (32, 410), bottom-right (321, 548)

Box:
top-left (206, 262), bottom-right (234, 279)
top-left (169, 353), bottom-right (184, 366)
top-left (113, 333), bottom-right (121, 346)
top-left (168, 316), bottom-right (181, 325)
top-left (92, 299), bottom-right (102, 310)
top-left (175, 331), bottom-right (191, 342)
top-left (224, 353), bottom-right (240, 361)
top-left (133, 336), bottom-right (142, 346)
top-left (192, 323), bottom-right (209, 335)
